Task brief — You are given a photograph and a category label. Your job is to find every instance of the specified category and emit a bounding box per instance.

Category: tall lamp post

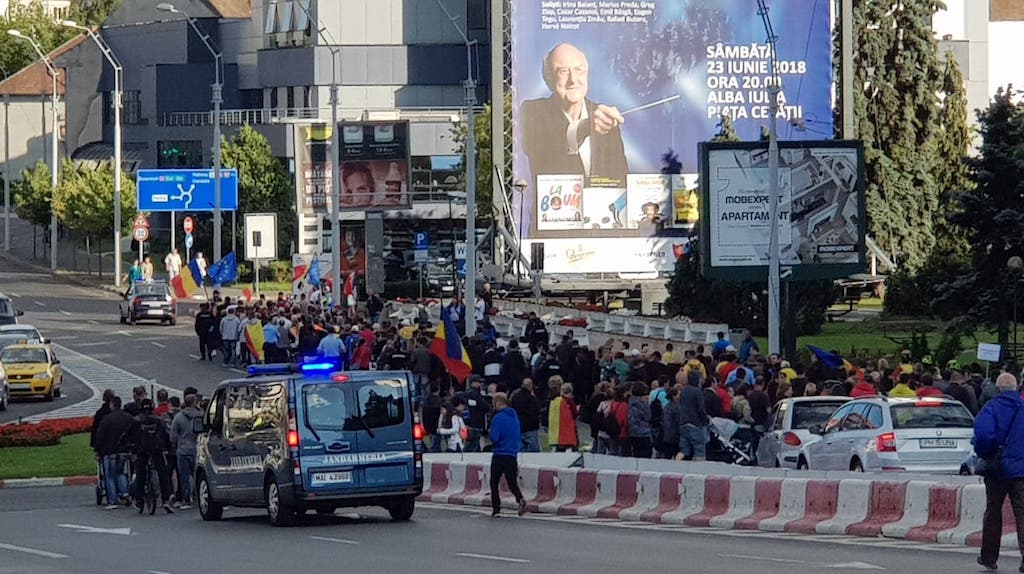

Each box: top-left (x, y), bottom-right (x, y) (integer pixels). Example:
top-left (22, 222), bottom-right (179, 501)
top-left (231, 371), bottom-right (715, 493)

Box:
top-left (60, 20), bottom-right (123, 286)
top-left (1, 64), bottom-right (8, 253)
top-left (437, 0), bottom-right (477, 336)
top-left (156, 3), bottom-right (223, 263)
top-left (8, 30), bottom-right (58, 270)
top-left (1009, 256), bottom-right (1023, 362)
top-left (512, 178), bottom-right (527, 285)
top-left (280, 0), bottom-right (342, 308)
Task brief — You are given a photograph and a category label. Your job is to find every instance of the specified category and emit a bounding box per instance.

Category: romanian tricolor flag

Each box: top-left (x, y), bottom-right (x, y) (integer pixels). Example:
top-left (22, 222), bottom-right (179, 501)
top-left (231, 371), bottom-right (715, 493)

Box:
top-left (171, 260), bottom-right (203, 299)
top-left (245, 322), bottom-right (265, 362)
top-left (430, 312), bottom-right (472, 382)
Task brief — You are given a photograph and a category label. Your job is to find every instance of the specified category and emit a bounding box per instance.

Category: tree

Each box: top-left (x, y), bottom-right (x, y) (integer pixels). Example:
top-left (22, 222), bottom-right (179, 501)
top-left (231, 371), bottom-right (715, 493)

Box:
top-left (450, 103), bottom-right (495, 217)
top-left (12, 160), bottom-right (52, 228)
top-left (220, 125), bottom-right (294, 257)
top-left (851, 0), bottom-right (944, 272)
top-left (932, 50), bottom-right (973, 258)
top-left (932, 88), bottom-right (1024, 348)
top-left (52, 159), bottom-right (136, 238)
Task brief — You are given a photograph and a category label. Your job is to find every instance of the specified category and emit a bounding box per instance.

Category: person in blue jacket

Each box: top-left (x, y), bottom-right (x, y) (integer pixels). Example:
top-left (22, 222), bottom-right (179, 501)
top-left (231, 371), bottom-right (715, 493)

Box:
top-left (488, 392), bottom-right (527, 517)
top-left (974, 372), bottom-right (1024, 571)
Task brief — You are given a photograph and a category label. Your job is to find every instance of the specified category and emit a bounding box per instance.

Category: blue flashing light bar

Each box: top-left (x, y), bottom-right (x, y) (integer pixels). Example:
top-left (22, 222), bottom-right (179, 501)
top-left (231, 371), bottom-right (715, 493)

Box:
top-left (247, 364), bottom-right (294, 376)
top-left (300, 362), bottom-right (338, 373)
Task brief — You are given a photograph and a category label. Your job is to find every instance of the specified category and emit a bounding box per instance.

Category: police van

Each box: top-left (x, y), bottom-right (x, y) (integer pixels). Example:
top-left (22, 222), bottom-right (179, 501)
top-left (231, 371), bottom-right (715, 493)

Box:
top-left (192, 362), bottom-right (424, 526)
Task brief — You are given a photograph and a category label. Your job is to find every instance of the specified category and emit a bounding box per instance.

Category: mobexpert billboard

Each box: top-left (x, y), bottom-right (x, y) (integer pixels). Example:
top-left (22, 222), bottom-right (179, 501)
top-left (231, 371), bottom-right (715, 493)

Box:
top-left (511, 0), bottom-right (833, 275)
top-left (699, 140), bottom-right (865, 280)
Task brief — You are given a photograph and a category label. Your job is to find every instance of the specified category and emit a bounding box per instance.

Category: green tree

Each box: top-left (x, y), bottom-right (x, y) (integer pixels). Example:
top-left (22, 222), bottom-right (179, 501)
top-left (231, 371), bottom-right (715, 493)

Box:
top-left (220, 125), bottom-right (294, 256)
top-left (72, 0), bottom-right (122, 26)
top-left (53, 159), bottom-right (136, 238)
top-left (0, 2), bottom-right (78, 79)
top-left (932, 88), bottom-right (1024, 348)
top-left (932, 50), bottom-right (973, 258)
top-left (12, 160), bottom-right (52, 228)
top-left (450, 103), bottom-right (495, 216)
top-left (851, 0), bottom-right (944, 272)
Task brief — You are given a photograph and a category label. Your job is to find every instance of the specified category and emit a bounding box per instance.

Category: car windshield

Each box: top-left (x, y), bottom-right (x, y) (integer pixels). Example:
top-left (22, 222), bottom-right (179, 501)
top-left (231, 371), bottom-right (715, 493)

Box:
top-left (0, 348), bottom-right (47, 364)
top-left (3, 329), bottom-right (38, 339)
top-left (891, 403), bottom-right (974, 429)
top-left (792, 402), bottom-right (848, 430)
top-left (0, 300), bottom-right (12, 315)
top-left (133, 284), bottom-right (170, 297)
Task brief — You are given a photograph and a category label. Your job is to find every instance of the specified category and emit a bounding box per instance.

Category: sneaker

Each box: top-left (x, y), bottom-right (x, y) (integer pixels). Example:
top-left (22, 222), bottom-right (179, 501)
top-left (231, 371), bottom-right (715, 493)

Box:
top-left (517, 499), bottom-right (527, 517)
top-left (173, 501), bottom-right (182, 509)
top-left (977, 557), bottom-right (997, 571)
top-left (163, 503), bottom-right (175, 514)
top-left (179, 504), bottom-right (192, 510)
top-left (104, 504), bottom-right (120, 510)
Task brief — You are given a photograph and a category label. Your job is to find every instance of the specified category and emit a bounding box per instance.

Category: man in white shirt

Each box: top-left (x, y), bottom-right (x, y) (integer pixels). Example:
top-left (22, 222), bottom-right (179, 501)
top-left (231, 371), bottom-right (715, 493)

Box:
top-left (164, 249), bottom-right (182, 279)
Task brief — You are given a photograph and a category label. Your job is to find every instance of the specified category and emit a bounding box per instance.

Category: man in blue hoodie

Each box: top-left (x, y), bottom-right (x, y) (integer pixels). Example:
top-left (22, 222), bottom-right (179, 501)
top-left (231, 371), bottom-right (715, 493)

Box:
top-left (488, 392), bottom-right (527, 517)
top-left (974, 373), bottom-right (1024, 571)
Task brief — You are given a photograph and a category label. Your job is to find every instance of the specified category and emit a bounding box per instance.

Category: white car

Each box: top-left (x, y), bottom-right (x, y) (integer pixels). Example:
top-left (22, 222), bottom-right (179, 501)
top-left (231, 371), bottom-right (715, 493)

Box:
top-left (756, 396), bottom-right (851, 468)
top-left (0, 324), bottom-right (47, 349)
top-left (796, 397), bottom-right (975, 474)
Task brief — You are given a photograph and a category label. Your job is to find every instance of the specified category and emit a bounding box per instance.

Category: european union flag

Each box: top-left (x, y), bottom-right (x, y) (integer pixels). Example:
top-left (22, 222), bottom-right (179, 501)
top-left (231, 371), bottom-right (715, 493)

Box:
top-left (308, 258), bottom-right (321, 286)
top-left (208, 252), bottom-right (238, 285)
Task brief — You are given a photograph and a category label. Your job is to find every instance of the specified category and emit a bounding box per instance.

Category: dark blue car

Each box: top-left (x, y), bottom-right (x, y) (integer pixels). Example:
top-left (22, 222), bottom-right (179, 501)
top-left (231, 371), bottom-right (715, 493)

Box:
top-left (193, 363), bottom-right (424, 526)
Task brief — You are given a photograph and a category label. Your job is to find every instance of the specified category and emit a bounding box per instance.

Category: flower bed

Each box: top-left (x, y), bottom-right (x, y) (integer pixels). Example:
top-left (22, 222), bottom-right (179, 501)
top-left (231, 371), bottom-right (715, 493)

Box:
top-left (0, 417), bottom-right (94, 448)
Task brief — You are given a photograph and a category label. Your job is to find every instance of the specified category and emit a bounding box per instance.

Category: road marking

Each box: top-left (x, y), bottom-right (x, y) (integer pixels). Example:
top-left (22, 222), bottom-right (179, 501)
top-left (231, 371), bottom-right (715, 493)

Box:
top-left (150, 342), bottom-right (167, 348)
top-left (310, 536), bottom-right (360, 545)
top-left (147, 571), bottom-right (174, 574)
top-left (57, 523), bottom-right (132, 536)
top-left (826, 563), bottom-right (884, 570)
top-left (0, 542), bottom-right (68, 559)
top-left (8, 292), bottom-right (21, 298)
top-left (75, 341), bottom-right (113, 347)
top-left (230, 368), bottom-right (246, 374)
top-left (88, 320), bottom-right (99, 325)
top-left (456, 553), bottom-right (531, 564)
top-left (33, 300), bottom-right (45, 307)
top-left (116, 330), bottom-right (132, 337)
top-left (189, 354), bottom-right (201, 360)
top-left (59, 310), bottom-right (73, 316)
top-left (720, 554), bottom-right (804, 564)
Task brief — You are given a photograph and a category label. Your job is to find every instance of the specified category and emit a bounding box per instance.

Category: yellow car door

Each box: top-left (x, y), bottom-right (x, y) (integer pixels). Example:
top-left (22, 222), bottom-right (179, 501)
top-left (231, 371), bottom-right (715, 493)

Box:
top-left (49, 349), bottom-right (62, 389)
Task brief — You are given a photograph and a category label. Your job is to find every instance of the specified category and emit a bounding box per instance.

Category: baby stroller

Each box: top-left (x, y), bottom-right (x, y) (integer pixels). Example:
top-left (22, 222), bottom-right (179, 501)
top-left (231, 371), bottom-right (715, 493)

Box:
top-left (706, 417), bottom-right (756, 465)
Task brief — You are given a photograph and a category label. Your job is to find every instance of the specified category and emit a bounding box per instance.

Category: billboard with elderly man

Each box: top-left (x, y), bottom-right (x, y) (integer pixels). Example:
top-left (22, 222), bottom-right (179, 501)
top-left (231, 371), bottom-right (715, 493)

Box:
top-left (511, 0), bottom-right (832, 275)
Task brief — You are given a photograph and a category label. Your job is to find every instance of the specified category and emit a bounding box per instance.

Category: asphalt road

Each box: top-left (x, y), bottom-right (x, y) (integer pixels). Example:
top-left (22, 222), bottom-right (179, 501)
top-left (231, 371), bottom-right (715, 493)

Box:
top-left (0, 485), bottom-right (1003, 574)
top-left (0, 260), bottom-right (236, 424)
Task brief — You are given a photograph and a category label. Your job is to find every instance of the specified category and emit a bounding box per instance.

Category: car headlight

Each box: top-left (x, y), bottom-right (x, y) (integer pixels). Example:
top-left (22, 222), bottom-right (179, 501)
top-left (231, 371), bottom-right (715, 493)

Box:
top-left (34, 373), bottom-right (51, 380)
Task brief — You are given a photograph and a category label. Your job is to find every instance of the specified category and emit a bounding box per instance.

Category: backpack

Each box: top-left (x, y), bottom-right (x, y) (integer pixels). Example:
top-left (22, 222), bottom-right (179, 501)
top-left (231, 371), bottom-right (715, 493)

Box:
top-left (599, 404), bottom-right (621, 437)
top-left (649, 399), bottom-right (665, 447)
top-left (139, 419), bottom-right (165, 453)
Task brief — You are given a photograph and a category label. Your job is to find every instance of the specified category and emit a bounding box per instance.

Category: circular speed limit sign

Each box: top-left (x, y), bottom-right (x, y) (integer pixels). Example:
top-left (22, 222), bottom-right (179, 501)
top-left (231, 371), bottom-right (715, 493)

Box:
top-left (132, 226), bottom-right (149, 242)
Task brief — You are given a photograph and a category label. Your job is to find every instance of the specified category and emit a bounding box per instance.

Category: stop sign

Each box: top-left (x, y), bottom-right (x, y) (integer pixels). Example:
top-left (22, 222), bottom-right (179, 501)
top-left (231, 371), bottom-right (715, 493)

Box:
top-left (183, 216), bottom-right (194, 234)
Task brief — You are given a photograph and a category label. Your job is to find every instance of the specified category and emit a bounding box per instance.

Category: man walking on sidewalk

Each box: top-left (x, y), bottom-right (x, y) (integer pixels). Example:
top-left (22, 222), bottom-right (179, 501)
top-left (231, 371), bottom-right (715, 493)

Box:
top-left (975, 372), bottom-right (1024, 571)
top-left (488, 392), bottom-right (527, 517)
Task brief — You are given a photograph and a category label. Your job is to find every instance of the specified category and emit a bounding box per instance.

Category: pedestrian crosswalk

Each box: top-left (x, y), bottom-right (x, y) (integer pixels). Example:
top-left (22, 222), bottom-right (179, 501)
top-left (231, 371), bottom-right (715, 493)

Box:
top-left (25, 344), bottom-right (175, 422)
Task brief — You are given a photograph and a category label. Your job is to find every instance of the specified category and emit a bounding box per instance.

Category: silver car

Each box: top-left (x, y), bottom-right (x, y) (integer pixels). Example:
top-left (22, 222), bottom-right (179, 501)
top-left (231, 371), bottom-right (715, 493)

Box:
top-left (0, 324), bottom-right (47, 350)
top-left (796, 397), bottom-right (975, 474)
top-left (757, 396), bottom-right (851, 468)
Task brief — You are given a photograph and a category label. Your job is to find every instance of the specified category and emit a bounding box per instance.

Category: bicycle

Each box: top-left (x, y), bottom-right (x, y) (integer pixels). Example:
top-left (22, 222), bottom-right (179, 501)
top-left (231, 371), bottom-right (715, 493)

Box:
top-left (132, 455), bottom-right (160, 515)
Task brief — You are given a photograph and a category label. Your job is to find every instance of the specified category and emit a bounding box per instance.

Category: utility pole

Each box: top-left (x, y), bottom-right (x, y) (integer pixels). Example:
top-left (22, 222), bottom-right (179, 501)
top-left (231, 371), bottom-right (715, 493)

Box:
top-left (757, 0), bottom-right (781, 355)
top-left (437, 0), bottom-right (478, 336)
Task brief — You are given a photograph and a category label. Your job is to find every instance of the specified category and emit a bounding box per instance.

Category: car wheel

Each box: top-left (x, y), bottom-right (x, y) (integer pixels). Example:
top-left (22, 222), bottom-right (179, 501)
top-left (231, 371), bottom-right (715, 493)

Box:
top-left (797, 457), bottom-right (809, 471)
top-left (266, 478), bottom-right (296, 527)
top-left (45, 384), bottom-right (55, 402)
top-left (197, 473), bottom-right (223, 521)
top-left (850, 458), bottom-right (864, 472)
top-left (129, 314), bottom-right (136, 326)
top-left (960, 465), bottom-right (972, 476)
top-left (387, 495), bottom-right (416, 522)
top-left (119, 314), bottom-right (126, 324)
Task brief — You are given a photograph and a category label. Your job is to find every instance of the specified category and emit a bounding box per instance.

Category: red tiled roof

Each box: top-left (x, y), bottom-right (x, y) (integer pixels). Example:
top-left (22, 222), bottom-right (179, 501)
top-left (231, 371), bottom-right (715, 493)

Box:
top-left (0, 34), bottom-right (89, 96)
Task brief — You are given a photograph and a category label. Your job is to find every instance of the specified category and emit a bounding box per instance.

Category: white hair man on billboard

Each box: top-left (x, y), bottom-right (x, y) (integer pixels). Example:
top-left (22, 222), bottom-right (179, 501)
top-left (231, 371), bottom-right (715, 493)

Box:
top-left (520, 43), bottom-right (629, 187)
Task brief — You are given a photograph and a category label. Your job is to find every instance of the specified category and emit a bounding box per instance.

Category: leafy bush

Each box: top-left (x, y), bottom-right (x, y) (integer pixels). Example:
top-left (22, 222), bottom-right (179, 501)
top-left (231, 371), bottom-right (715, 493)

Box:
top-left (266, 260), bottom-right (292, 283)
top-left (0, 417), bottom-right (93, 448)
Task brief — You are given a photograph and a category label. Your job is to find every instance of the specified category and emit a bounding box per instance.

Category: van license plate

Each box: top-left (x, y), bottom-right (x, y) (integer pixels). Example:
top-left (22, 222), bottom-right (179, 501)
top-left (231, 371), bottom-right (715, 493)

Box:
top-left (920, 439), bottom-right (957, 449)
top-left (311, 471), bottom-right (352, 485)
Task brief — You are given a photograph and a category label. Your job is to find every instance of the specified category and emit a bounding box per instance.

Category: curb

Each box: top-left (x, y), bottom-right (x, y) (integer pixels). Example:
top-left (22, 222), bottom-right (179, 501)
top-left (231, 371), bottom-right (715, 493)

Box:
top-left (0, 475), bottom-right (97, 489)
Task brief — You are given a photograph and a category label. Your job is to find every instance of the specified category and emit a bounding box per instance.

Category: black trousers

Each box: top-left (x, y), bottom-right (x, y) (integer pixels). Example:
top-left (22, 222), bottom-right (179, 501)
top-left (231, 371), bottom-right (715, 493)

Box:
top-left (133, 451), bottom-right (173, 504)
top-left (981, 476), bottom-right (1024, 564)
top-left (490, 455), bottom-right (524, 511)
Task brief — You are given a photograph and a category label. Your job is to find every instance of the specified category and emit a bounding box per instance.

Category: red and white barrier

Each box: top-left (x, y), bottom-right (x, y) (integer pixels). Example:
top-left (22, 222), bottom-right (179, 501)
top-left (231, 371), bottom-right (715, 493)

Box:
top-left (419, 460), bottom-right (1008, 549)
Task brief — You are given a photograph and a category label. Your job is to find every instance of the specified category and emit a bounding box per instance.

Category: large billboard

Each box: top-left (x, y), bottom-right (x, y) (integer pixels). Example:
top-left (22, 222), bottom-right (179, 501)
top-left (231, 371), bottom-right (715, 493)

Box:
top-left (699, 140), bottom-right (865, 280)
top-left (511, 0), bottom-right (833, 274)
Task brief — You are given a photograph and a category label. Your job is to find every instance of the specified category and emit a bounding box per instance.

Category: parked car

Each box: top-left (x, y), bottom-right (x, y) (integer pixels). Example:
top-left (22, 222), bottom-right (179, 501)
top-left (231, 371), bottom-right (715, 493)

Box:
top-left (119, 281), bottom-right (177, 325)
top-left (0, 324), bottom-right (48, 350)
top-left (796, 397), bottom-right (975, 474)
top-left (0, 294), bottom-right (24, 326)
top-left (756, 396), bottom-right (851, 468)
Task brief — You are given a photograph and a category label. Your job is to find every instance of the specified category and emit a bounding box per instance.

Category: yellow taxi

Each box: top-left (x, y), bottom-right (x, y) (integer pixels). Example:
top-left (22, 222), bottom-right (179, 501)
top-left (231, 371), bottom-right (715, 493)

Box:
top-left (0, 344), bottom-right (62, 401)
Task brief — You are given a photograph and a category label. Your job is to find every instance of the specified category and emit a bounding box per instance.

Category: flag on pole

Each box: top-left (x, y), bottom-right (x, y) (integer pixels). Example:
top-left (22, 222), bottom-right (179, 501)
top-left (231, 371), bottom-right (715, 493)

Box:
top-left (344, 271), bottom-right (356, 298)
top-left (242, 287), bottom-right (253, 303)
top-left (245, 322), bottom-right (265, 362)
top-left (208, 252), bottom-right (238, 285)
top-left (429, 311), bottom-right (472, 382)
top-left (171, 259), bottom-right (203, 299)
top-left (308, 258), bottom-right (321, 286)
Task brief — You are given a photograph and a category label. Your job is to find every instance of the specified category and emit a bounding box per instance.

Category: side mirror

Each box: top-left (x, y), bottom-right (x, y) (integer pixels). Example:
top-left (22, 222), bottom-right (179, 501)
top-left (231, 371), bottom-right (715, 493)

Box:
top-left (16, 310), bottom-right (23, 316)
top-left (192, 417), bottom-right (207, 434)
top-left (42, 338), bottom-right (51, 345)
top-left (53, 359), bottom-right (60, 365)
top-left (808, 424), bottom-right (823, 435)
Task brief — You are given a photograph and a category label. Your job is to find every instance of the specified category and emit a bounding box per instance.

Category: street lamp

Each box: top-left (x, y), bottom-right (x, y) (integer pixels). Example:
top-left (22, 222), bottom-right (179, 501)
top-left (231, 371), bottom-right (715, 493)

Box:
top-left (512, 178), bottom-right (527, 285)
top-left (8, 29), bottom-right (59, 271)
top-left (60, 20), bottom-right (123, 286)
top-left (1, 64), bottom-right (9, 253)
top-left (156, 3), bottom-right (224, 263)
top-left (1009, 256), bottom-right (1023, 362)
top-left (437, 0), bottom-right (478, 336)
top-left (276, 0), bottom-right (342, 309)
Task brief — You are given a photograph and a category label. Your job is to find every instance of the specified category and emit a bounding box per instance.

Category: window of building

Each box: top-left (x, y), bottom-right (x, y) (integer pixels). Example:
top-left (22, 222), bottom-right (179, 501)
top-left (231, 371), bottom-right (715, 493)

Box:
top-left (264, 1), bottom-right (277, 34)
top-left (239, 89), bottom-right (262, 110)
top-left (158, 140), bottom-right (203, 168)
top-left (269, 87), bottom-right (279, 109)
top-left (411, 155), bottom-right (461, 201)
top-left (286, 86), bottom-right (295, 109)
top-left (279, 0), bottom-right (294, 33)
top-left (123, 90), bottom-right (142, 124)
top-left (467, 0), bottom-right (488, 31)
top-left (295, 0), bottom-right (311, 34)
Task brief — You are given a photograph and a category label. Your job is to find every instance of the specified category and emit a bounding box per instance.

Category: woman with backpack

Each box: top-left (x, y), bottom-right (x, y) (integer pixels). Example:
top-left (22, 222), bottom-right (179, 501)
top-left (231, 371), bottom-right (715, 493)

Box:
top-left (628, 381), bottom-right (653, 458)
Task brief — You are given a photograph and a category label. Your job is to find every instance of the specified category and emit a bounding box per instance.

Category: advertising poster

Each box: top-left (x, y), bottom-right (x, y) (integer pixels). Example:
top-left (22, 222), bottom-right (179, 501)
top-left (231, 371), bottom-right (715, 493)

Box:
top-left (701, 141), bottom-right (865, 279)
top-left (294, 124), bottom-right (333, 215)
top-left (581, 187), bottom-right (627, 230)
top-left (626, 174), bottom-right (671, 233)
top-left (511, 0), bottom-right (832, 273)
top-left (672, 174), bottom-right (700, 227)
top-left (338, 121), bottom-right (411, 211)
top-left (537, 174), bottom-right (584, 230)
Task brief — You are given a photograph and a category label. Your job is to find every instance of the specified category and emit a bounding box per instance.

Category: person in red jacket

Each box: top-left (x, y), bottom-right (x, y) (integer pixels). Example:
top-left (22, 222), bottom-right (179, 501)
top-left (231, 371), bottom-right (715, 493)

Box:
top-left (916, 373), bottom-right (945, 398)
top-left (609, 384), bottom-right (630, 456)
top-left (351, 338), bottom-right (372, 370)
top-left (850, 379), bottom-right (878, 398)
top-left (547, 379), bottom-right (579, 452)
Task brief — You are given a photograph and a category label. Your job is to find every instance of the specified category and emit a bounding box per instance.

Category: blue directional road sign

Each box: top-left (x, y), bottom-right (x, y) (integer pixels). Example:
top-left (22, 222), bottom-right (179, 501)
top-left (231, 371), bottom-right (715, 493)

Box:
top-left (136, 169), bottom-right (239, 212)
top-left (184, 233), bottom-right (194, 250)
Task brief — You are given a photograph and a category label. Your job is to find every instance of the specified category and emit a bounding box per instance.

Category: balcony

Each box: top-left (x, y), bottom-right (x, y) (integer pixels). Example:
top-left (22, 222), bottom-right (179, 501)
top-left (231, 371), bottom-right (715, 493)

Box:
top-left (160, 106), bottom-right (482, 127)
